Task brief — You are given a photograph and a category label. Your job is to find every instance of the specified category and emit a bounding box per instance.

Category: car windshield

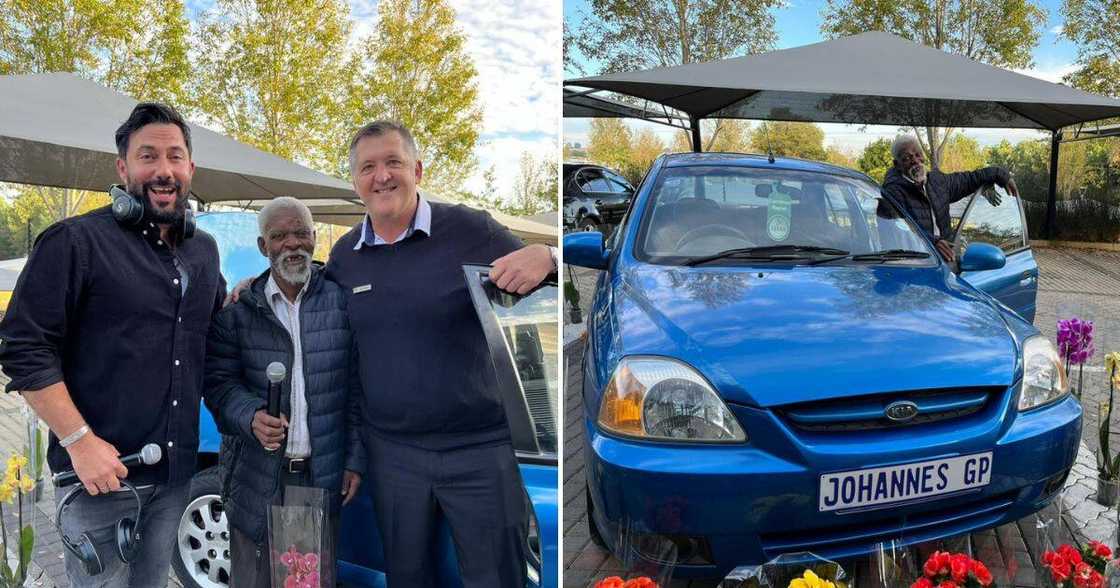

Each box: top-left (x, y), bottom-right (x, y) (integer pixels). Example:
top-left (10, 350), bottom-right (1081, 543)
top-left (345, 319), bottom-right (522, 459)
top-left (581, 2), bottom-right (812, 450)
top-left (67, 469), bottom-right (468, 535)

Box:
top-left (636, 165), bottom-right (935, 266)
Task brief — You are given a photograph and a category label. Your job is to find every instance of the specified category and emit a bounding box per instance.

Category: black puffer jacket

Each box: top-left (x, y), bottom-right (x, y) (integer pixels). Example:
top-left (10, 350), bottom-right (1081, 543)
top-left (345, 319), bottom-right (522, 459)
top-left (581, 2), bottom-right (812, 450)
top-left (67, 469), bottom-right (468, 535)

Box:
top-left (203, 266), bottom-right (365, 543)
top-left (881, 165), bottom-right (1010, 242)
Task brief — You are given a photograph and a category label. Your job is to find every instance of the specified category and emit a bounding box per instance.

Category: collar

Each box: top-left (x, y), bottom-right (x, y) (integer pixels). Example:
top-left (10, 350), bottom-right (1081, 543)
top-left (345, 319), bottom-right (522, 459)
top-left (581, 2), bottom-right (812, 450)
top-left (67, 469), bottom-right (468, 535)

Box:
top-left (129, 219), bottom-right (180, 250)
top-left (354, 193), bottom-right (431, 249)
top-left (264, 270), bottom-right (309, 305)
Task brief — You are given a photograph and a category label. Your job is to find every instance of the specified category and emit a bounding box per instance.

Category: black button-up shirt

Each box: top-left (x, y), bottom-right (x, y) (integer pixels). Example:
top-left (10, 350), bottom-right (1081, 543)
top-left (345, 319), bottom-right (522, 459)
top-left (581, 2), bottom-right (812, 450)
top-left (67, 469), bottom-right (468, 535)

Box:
top-left (0, 206), bottom-right (225, 486)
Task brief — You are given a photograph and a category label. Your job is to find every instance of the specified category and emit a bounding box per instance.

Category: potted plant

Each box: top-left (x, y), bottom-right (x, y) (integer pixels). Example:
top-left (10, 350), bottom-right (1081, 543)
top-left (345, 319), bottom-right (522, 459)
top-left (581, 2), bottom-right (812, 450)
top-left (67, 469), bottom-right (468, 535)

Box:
top-left (1098, 352), bottom-right (1120, 506)
top-left (0, 431), bottom-right (43, 588)
top-left (565, 279), bottom-right (582, 324)
top-left (1058, 317), bottom-right (1094, 400)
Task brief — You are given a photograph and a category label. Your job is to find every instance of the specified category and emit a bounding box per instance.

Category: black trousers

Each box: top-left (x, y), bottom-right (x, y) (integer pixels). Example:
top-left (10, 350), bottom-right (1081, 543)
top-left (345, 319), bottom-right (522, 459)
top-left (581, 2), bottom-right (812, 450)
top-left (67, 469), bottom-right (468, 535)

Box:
top-left (229, 462), bottom-right (339, 588)
top-left (367, 435), bottom-right (528, 588)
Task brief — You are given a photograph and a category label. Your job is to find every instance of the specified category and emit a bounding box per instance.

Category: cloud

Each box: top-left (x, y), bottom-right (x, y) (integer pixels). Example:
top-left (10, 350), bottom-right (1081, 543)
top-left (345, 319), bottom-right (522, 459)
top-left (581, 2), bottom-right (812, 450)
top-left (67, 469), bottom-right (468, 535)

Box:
top-left (1050, 25), bottom-right (1064, 36)
top-left (1011, 62), bottom-right (1079, 84)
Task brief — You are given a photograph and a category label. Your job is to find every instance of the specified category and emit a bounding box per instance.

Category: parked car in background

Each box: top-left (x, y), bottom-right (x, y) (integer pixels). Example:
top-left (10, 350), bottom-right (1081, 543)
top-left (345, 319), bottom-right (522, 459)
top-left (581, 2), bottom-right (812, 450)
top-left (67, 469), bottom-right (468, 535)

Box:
top-left (563, 163), bottom-right (635, 233)
top-left (564, 152), bottom-right (1076, 579)
top-left (172, 211), bottom-right (558, 588)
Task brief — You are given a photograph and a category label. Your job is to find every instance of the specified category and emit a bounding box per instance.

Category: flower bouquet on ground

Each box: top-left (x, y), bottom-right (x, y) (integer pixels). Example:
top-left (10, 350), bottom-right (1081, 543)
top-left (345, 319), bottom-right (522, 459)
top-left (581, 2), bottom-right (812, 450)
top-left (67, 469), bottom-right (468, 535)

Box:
top-left (873, 540), bottom-right (920, 588)
top-left (269, 486), bottom-right (331, 588)
top-left (1057, 317), bottom-right (1094, 400)
top-left (0, 436), bottom-right (42, 588)
top-left (590, 520), bottom-right (677, 588)
top-left (910, 551), bottom-right (993, 588)
top-left (718, 552), bottom-right (847, 588)
top-left (1039, 541), bottom-right (1115, 588)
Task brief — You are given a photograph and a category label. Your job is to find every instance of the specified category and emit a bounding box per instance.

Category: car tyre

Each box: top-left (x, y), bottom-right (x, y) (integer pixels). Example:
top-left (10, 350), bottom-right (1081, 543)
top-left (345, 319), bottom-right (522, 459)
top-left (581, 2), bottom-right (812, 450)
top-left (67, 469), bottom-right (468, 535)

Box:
top-left (172, 466), bottom-right (231, 588)
top-left (586, 483), bottom-right (608, 549)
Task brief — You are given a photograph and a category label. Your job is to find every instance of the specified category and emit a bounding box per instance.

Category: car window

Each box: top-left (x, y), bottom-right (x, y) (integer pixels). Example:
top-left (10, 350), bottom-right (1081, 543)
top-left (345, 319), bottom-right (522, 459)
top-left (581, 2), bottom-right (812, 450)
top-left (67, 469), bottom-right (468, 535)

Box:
top-left (636, 166), bottom-right (933, 264)
top-left (577, 169), bottom-right (611, 193)
top-left (955, 185), bottom-right (1025, 254)
top-left (462, 266), bottom-right (559, 462)
top-left (603, 171), bottom-right (633, 193)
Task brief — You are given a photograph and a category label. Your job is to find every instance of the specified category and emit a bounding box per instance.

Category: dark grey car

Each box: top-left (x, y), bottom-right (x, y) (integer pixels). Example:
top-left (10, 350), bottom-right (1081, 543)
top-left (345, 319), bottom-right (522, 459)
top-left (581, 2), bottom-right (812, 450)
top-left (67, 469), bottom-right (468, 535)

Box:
top-left (562, 163), bottom-right (634, 232)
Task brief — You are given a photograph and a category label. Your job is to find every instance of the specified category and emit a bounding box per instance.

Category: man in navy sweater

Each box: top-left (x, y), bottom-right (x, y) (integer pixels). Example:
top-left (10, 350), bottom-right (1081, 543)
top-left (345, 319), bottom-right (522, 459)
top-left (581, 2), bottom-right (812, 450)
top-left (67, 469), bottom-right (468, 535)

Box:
top-left (327, 121), bottom-right (555, 587)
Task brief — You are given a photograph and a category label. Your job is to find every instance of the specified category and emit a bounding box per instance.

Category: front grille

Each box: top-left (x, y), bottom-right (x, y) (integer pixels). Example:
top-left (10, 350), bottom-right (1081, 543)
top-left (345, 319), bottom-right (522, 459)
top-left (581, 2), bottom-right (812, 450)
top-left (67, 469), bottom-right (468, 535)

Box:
top-left (759, 490), bottom-right (1017, 558)
top-left (780, 387), bottom-right (1004, 432)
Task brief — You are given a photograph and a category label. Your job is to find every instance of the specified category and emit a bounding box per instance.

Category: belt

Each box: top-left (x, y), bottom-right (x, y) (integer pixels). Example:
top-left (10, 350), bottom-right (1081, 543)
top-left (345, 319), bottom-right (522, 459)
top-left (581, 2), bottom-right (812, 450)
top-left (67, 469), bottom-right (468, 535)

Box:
top-left (283, 457), bottom-right (310, 474)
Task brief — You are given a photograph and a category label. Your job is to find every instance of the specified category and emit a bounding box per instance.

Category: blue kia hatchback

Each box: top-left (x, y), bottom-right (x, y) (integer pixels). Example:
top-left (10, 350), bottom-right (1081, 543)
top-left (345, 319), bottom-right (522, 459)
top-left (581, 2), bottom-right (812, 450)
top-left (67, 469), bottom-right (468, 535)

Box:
top-left (170, 211), bottom-right (559, 588)
top-left (565, 153), bottom-right (1079, 579)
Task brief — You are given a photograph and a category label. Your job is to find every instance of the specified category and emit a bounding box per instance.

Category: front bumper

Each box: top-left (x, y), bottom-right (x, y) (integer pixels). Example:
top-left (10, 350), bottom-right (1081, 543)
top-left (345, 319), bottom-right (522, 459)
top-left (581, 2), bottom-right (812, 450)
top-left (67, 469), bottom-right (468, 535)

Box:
top-left (585, 389), bottom-right (1081, 579)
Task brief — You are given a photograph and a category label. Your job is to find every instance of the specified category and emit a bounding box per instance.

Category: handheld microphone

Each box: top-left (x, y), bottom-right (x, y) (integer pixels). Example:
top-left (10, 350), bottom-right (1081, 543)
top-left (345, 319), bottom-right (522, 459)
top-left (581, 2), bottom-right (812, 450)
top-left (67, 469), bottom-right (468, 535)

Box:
top-left (267, 362), bottom-right (286, 418)
top-left (53, 443), bottom-right (162, 487)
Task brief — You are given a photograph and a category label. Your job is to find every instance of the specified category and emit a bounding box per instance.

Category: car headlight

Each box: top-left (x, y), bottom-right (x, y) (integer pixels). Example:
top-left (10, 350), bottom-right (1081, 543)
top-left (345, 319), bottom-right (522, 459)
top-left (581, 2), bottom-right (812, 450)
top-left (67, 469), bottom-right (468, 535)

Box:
top-left (598, 357), bottom-right (747, 442)
top-left (1018, 336), bottom-right (1069, 411)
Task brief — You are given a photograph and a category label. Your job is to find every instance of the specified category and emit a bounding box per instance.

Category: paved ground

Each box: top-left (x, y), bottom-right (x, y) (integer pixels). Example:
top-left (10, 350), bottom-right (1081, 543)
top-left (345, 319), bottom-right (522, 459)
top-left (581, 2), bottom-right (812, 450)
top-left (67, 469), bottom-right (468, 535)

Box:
top-left (562, 245), bottom-right (1120, 587)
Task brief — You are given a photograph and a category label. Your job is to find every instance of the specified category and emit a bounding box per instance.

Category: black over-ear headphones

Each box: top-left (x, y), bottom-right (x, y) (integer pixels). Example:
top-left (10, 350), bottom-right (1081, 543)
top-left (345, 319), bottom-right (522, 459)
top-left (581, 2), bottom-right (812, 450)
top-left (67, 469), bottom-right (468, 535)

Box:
top-left (55, 481), bottom-right (143, 576)
top-left (109, 184), bottom-right (196, 240)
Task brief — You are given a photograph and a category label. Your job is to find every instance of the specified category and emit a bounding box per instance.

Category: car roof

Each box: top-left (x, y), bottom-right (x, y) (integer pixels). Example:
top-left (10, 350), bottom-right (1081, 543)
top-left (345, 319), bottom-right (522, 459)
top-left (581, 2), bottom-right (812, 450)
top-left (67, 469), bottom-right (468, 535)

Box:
top-left (660, 152), bottom-right (876, 184)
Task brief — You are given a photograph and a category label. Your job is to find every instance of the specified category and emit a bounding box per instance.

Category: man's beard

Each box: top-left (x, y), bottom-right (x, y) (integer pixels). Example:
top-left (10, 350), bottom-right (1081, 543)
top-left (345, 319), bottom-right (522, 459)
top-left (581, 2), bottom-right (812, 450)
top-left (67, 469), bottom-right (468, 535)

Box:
top-left (906, 163), bottom-right (927, 184)
top-left (271, 249), bottom-right (313, 285)
top-left (127, 179), bottom-right (189, 224)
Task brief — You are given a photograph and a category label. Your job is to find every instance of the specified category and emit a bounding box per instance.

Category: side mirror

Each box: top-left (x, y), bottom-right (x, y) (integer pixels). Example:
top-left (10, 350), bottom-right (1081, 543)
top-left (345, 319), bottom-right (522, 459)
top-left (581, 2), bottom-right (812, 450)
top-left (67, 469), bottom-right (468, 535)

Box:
top-left (563, 232), bottom-right (609, 270)
top-left (959, 242), bottom-right (1006, 272)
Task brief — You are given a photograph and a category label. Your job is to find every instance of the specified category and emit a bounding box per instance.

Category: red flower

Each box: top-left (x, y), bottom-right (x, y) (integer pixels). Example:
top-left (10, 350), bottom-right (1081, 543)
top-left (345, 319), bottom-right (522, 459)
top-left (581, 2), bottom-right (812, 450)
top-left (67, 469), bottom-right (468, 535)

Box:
top-left (596, 577), bottom-right (625, 588)
top-left (970, 559), bottom-right (993, 586)
top-left (1089, 540), bottom-right (1113, 559)
top-left (1060, 544), bottom-right (1084, 565)
top-left (925, 551), bottom-right (952, 578)
top-left (949, 554), bottom-right (970, 583)
top-left (911, 577), bottom-right (934, 588)
top-left (937, 581), bottom-right (958, 588)
top-left (622, 578), bottom-right (658, 588)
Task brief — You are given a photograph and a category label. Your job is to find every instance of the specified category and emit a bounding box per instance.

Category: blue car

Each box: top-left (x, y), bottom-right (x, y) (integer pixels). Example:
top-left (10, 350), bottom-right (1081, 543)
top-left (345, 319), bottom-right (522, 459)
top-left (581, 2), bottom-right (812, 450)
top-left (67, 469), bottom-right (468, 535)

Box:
top-left (170, 211), bottom-right (558, 588)
top-left (565, 153), bottom-right (1078, 579)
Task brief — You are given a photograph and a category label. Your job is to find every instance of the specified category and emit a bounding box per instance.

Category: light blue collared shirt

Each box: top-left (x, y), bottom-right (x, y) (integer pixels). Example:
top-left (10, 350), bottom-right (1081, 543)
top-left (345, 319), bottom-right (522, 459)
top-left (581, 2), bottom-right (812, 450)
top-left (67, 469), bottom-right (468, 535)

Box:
top-left (354, 194), bottom-right (432, 249)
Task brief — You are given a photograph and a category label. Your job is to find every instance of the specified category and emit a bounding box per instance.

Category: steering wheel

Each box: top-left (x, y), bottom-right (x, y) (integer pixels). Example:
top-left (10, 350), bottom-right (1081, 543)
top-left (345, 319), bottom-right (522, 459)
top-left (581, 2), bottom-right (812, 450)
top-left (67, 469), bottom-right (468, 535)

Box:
top-left (675, 224), bottom-right (753, 251)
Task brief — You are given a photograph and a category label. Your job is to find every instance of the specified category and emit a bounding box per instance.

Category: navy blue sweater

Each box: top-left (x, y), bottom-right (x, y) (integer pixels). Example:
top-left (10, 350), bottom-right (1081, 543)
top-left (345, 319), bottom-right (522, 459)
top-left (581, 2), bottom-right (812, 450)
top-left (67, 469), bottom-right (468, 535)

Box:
top-left (326, 203), bottom-right (523, 450)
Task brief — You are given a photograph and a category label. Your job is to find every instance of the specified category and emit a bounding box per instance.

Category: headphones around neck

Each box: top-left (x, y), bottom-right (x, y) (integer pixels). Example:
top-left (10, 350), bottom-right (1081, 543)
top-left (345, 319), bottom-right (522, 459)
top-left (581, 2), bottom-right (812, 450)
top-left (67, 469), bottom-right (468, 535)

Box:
top-left (109, 184), bottom-right (196, 240)
top-left (55, 480), bottom-right (143, 576)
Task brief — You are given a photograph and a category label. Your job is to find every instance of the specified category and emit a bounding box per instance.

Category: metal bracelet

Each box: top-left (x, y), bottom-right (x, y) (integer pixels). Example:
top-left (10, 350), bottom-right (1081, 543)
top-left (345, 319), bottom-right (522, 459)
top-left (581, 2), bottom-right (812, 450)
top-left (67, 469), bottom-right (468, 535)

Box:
top-left (58, 425), bottom-right (89, 448)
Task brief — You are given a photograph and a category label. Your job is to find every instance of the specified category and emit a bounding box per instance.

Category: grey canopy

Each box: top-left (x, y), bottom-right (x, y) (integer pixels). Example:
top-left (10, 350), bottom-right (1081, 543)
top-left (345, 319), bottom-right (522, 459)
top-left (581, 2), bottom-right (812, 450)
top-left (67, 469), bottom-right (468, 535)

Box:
top-left (566, 31), bottom-right (1120, 131)
top-left (0, 73), bottom-right (556, 242)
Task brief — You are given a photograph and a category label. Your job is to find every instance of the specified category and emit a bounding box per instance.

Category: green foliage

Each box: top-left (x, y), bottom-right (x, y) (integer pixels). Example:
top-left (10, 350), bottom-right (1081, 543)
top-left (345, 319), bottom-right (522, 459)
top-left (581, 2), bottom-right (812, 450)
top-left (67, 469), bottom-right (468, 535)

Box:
top-left (191, 0), bottom-right (352, 172)
top-left (749, 122), bottom-right (827, 161)
top-left (858, 138), bottom-right (893, 182)
top-left (1061, 0), bottom-right (1120, 96)
top-left (587, 119), bottom-right (633, 174)
top-left (348, 0), bottom-right (483, 193)
top-left (571, 0), bottom-right (782, 73)
top-left (671, 120), bottom-right (752, 154)
top-left (458, 152), bottom-right (557, 217)
top-left (938, 134), bottom-right (984, 172)
top-left (0, 0), bottom-right (191, 103)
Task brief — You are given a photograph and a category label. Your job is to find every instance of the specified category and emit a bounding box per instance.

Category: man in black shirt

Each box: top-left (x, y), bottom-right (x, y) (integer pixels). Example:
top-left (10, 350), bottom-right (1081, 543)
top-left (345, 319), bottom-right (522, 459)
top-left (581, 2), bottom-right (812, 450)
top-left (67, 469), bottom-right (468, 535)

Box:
top-left (0, 103), bottom-right (225, 586)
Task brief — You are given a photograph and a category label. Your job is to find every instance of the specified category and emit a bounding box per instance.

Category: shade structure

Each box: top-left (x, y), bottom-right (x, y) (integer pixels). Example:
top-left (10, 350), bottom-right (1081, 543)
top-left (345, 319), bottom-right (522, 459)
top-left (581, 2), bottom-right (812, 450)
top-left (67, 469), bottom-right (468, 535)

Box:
top-left (566, 31), bottom-right (1120, 131)
top-left (0, 72), bottom-right (556, 243)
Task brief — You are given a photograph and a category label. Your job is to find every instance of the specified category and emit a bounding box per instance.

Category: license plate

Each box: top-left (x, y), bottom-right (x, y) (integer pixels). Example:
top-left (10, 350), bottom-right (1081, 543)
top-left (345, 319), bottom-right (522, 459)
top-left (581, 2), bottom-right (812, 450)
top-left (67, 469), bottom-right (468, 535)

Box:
top-left (819, 452), bottom-right (993, 512)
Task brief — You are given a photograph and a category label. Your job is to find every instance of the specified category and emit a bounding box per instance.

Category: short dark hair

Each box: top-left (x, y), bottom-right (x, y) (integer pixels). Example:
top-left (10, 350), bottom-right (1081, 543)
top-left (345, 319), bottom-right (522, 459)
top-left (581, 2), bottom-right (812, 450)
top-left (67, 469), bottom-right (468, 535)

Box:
top-left (114, 102), bottom-right (192, 158)
top-left (348, 120), bottom-right (419, 174)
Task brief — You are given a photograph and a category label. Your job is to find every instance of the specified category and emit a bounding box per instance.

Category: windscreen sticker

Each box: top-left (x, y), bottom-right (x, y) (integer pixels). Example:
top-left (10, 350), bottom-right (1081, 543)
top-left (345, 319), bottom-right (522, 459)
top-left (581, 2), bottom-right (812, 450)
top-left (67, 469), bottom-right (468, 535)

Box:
top-left (767, 191), bottom-right (792, 241)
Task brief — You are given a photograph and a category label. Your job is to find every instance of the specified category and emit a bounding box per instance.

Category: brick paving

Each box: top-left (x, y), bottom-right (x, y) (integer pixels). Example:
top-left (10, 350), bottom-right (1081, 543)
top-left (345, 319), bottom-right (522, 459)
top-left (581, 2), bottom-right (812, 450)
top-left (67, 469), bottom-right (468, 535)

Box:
top-left (561, 245), bottom-right (1120, 587)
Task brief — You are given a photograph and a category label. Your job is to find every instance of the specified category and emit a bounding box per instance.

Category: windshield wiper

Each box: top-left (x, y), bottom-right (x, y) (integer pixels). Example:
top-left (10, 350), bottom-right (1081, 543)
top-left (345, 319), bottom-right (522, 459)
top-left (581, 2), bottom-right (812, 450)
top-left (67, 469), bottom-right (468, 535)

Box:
top-left (805, 249), bottom-right (931, 266)
top-left (683, 245), bottom-right (851, 267)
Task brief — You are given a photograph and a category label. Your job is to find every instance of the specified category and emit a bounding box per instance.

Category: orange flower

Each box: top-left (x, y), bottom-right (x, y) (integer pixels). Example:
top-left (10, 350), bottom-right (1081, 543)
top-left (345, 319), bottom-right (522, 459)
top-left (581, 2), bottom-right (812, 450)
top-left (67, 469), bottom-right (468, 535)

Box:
top-left (596, 577), bottom-right (625, 588)
top-left (622, 578), bottom-right (658, 588)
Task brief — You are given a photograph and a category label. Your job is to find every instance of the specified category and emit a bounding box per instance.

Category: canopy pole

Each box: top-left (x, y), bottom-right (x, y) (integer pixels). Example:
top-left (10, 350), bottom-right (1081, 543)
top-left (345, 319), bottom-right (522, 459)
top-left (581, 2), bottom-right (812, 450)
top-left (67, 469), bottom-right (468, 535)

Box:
top-left (690, 116), bottom-right (702, 152)
top-left (1044, 130), bottom-right (1061, 239)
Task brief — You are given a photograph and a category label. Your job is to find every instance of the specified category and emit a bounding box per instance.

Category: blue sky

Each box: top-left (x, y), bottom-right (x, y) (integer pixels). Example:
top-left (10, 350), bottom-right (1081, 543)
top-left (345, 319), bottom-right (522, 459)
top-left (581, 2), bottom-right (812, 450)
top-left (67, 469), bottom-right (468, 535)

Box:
top-left (564, 0), bottom-right (1082, 154)
top-left (185, 0), bottom-right (559, 198)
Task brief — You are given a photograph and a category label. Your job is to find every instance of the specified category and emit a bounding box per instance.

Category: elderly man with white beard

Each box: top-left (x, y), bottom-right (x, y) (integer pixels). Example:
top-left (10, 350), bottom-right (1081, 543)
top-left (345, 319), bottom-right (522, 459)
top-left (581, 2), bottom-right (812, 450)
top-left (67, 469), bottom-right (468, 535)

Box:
top-left (880, 134), bottom-right (1020, 262)
top-left (203, 197), bottom-right (364, 587)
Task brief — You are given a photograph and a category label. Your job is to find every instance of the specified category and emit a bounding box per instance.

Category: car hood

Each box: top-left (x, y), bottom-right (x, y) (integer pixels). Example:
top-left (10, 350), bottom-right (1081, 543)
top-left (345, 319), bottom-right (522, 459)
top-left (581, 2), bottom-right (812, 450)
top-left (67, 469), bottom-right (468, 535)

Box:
top-left (609, 264), bottom-right (1018, 408)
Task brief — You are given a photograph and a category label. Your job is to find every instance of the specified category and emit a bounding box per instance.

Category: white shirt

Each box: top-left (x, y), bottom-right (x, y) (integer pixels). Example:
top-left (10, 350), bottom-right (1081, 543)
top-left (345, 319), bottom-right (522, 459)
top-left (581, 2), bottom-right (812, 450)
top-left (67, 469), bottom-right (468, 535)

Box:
top-left (264, 274), bottom-right (311, 458)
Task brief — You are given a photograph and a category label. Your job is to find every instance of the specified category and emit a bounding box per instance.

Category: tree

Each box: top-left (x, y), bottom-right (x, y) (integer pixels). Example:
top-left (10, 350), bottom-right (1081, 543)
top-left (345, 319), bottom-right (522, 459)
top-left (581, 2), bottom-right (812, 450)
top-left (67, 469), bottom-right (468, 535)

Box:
top-left (671, 119), bottom-right (752, 153)
top-left (825, 146), bottom-right (856, 169)
top-left (858, 138), bottom-right (893, 182)
top-left (821, 0), bottom-right (1046, 168)
top-left (628, 129), bottom-right (666, 183)
top-left (1061, 0), bottom-right (1120, 96)
top-left (348, 0), bottom-right (483, 193)
top-left (509, 152), bottom-right (559, 216)
top-left (749, 122), bottom-right (827, 161)
top-left (0, 0), bottom-right (191, 103)
top-left (587, 119), bottom-right (633, 173)
top-left (938, 134), bottom-right (985, 173)
top-left (191, 0), bottom-right (351, 173)
top-left (571, 0), bottom-right (781, 151)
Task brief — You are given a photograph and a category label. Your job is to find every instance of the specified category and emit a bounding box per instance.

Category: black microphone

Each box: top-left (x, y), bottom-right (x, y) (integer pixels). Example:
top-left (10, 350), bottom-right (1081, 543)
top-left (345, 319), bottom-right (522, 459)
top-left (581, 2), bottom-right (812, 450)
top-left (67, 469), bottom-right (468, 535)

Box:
top-left (267, 362), bottom-right (286, 418)
top-left (53, 443), bottom-right (162, 487)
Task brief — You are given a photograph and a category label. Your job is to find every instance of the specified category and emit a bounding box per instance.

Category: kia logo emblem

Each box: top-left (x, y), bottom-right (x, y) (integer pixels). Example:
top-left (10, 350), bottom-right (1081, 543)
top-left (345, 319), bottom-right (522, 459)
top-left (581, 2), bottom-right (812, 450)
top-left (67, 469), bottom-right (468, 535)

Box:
top-left (885, 401), bottom-right (919, 422)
